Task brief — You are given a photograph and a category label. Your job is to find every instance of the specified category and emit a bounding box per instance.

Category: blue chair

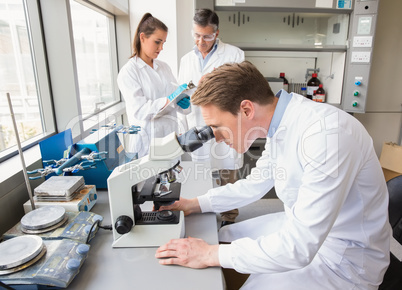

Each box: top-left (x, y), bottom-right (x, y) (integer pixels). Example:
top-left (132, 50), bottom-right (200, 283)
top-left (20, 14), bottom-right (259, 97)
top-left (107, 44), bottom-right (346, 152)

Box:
top-left (379, 175), bottom-right (402, 289)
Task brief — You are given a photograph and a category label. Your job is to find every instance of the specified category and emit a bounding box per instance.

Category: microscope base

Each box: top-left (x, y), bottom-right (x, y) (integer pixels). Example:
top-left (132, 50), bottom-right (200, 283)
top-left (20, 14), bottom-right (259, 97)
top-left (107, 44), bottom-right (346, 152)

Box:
top-left (111, 211), bottom-right (185, 248)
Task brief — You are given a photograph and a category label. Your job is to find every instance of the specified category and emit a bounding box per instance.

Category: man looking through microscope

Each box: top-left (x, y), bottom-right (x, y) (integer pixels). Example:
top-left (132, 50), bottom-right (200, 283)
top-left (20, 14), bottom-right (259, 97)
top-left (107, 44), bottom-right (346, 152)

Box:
top-left (156, 61), bottom-right (390, 289)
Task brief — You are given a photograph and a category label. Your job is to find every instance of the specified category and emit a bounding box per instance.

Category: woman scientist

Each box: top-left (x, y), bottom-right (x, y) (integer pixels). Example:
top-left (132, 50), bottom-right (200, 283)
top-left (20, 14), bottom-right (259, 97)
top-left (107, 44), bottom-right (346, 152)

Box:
top-left (117, 13), bottom-right (190, 158)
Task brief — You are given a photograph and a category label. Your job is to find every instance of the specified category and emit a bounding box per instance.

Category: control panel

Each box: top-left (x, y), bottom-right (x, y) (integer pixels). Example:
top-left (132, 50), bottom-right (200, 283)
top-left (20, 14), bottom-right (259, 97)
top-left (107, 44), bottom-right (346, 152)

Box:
top-left (342, 0), bottom-right (379, 113)
top-left (0, 239), bottom-right (90, 288)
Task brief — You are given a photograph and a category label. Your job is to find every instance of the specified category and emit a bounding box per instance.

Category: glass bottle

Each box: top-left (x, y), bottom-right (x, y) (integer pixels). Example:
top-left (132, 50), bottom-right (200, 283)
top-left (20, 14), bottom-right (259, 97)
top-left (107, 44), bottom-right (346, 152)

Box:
top-left (307, 73), bottom-right (320, 100)
top-left (301, 87), bottom-right (307, 98)
top-left (314, 84), bottom-right (326, 102)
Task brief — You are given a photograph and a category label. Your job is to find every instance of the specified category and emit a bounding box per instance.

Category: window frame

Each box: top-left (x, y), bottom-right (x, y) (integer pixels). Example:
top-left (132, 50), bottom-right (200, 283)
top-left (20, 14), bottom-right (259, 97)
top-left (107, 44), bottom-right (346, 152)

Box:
top-left (0, 0), bottom-right (56, 163)
top-left (70, 0), bottom-right (121, 121)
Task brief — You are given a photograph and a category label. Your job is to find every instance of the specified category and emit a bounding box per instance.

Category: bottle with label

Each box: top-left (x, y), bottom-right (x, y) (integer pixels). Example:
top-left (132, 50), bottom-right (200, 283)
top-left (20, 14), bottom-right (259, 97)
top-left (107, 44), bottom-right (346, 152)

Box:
top-left (314, 84), bottom-right (326, 102)
top-left (279, 72), bottom-right (289, 92)
top-left (307, 73), bottom-right (320, 100)
top-left (300, 87), bottom-right (307, 98)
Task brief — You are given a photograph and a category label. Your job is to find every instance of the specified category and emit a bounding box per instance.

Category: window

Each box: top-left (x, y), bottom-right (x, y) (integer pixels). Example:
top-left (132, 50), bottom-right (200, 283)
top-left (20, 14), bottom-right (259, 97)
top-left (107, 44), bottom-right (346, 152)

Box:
top-left (0, 0), bottom-right (51, 158)
top-left (70, 0), bottom-right (119, 117)
top-left (0, 0), bottom-right (124, 163)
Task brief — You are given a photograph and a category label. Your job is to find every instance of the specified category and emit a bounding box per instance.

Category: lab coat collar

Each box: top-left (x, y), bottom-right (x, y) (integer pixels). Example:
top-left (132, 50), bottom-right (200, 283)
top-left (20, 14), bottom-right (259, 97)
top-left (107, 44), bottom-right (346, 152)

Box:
top-left (205, 39), bottom-right (223, 63)
top-left (267, 89), bottom-right (292, 138)
top-left (134, 56), bottom-right (159, 70)
top-left (193, 39), bottom-right (220, 71)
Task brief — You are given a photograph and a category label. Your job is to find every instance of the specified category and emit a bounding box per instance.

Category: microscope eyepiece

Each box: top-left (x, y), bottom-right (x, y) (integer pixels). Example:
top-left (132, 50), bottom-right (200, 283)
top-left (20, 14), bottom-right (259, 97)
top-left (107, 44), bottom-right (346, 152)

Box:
top-left (197, 126), bottom-right (214, 142)
top-left (177, 126), bottom-right (215, 153)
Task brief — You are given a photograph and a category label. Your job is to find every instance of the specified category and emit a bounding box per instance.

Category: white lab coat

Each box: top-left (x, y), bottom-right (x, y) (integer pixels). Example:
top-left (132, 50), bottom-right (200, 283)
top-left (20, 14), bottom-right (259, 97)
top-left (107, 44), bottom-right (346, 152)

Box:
top-left (178, 39), bottom-right (244, 170)
top-left (117, 56), bottom-right (188, 158)
top-left (198, 93), bottom-right (391, 289)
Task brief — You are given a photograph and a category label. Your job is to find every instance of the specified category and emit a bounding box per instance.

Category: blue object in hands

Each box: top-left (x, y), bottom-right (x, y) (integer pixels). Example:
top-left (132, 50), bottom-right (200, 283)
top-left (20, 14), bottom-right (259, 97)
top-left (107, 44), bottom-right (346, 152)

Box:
top-left (177, 96), bottom-right (190, 109)
top-left (167, 83), bottom-right (188, 101)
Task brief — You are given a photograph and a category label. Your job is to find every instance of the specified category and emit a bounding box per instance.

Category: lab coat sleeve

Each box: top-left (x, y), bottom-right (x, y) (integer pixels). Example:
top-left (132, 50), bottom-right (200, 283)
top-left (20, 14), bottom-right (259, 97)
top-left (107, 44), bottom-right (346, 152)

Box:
top-left (117, 68), bottom-right (167, 121)
top-left (197, 146), bottom-right (275, 213)
top-left (237, 49), bottom-right (245, 63)
top-left (213, 115), bottom-right (368, 274)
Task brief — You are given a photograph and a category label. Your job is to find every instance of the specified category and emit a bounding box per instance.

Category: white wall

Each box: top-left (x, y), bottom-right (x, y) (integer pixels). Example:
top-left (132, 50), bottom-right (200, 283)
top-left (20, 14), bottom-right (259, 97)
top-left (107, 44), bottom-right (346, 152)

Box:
top-left (176, 0), bottom-right (195, 72)
top-left (129, 0), bottom-right (178, 76)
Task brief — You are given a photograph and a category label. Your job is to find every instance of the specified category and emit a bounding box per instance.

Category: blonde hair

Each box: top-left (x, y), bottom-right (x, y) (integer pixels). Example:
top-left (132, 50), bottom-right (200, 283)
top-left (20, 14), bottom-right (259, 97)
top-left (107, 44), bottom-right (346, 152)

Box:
top-left (192, 61), bottom-right (275, 115)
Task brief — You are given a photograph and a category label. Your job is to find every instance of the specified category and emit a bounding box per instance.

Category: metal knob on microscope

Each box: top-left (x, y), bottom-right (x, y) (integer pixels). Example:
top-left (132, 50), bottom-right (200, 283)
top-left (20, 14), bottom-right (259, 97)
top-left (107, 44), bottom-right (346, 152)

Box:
top-left (115, 215), bottom-right (133, 235)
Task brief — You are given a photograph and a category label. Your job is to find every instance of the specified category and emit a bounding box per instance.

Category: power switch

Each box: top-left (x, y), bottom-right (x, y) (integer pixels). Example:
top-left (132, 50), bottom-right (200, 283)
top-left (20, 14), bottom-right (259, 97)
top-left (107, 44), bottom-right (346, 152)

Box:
top-left (354, 77), bottom-right (363, 86)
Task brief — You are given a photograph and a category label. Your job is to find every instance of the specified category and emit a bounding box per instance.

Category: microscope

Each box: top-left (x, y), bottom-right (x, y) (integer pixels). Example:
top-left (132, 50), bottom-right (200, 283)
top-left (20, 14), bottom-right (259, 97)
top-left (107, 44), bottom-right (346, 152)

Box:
top-left (107, 126), bottom-right (214, 247)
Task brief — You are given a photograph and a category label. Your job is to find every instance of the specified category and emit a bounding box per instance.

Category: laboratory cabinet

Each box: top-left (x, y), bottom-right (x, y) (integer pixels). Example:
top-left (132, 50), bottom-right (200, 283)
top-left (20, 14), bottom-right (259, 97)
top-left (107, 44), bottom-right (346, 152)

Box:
top-left (196, 0), bottom-right (381, 113)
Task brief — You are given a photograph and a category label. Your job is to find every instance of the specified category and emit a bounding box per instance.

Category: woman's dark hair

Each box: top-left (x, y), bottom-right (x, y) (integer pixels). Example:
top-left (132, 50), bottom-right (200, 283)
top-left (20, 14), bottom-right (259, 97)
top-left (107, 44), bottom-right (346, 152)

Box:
top-left (193, 8), bottom-right (219, 31)
top-left (131, 13), bottom-right (168, 58)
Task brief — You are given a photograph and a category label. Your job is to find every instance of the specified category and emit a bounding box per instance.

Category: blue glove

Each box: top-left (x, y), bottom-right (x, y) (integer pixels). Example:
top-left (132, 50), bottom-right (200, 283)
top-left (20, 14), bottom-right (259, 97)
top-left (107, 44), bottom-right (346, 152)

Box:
top-left (177, 96), bottom-right (190, 109)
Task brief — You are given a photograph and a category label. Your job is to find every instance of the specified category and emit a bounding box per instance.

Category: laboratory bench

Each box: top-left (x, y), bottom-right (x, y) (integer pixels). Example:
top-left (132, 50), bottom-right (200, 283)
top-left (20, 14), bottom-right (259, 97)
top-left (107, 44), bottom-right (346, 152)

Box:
top-left (67, 161), bottom-right (224, 290)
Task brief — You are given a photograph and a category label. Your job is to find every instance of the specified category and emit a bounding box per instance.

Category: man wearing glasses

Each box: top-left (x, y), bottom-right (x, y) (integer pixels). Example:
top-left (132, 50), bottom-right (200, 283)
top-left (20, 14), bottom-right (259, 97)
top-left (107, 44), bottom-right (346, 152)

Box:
top-left (178, 8), bottom-right (245, 228)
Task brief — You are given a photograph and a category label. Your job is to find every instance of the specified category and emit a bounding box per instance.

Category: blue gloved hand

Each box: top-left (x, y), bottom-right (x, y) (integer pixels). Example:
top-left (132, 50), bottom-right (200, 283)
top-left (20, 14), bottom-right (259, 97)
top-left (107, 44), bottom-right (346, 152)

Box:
top-left (177, 96), bottom-right (190, 109)
top-left (167, 83), bottom-right (188, 101)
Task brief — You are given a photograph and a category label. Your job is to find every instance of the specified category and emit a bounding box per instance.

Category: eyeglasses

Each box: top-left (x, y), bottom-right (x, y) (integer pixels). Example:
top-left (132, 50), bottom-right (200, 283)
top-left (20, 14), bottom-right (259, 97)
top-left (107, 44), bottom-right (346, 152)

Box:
top-left (191, 31), bottom-right (216, 42)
